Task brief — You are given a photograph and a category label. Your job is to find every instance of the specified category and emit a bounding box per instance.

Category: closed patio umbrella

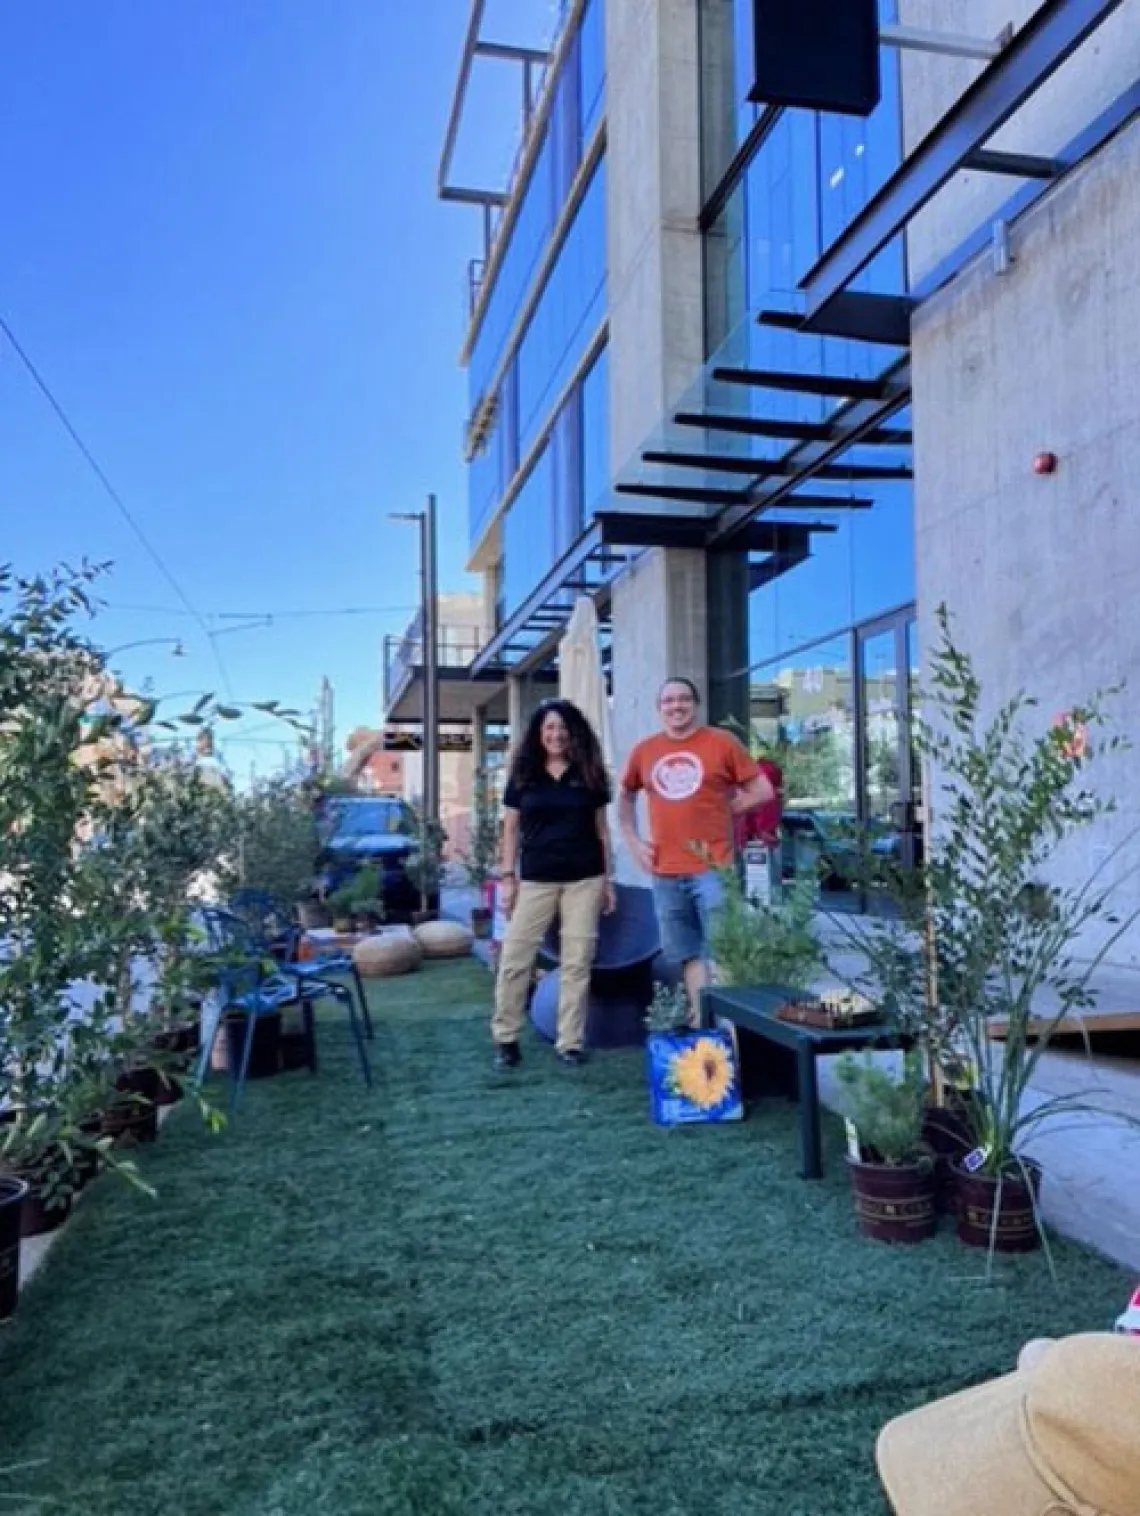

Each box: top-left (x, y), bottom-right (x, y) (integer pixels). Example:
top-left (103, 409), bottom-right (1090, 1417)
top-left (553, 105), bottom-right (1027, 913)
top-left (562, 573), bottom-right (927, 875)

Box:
top-left (558, 595), bottom-right (612, 769)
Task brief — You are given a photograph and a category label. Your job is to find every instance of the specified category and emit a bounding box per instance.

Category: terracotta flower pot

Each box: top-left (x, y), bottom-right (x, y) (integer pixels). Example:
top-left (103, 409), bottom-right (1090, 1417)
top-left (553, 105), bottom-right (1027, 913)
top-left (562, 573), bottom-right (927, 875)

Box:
top-left (953, 1160), bottom-right (1042, 1253)
top-left (847, 1155), bottom-right (937, 1244)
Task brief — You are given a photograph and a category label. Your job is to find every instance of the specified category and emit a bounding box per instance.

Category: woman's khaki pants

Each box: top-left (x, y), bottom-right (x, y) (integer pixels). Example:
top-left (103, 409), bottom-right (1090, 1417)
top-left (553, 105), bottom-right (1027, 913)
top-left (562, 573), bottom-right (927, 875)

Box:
top-left (491, 877), bottom-right (605, 1054)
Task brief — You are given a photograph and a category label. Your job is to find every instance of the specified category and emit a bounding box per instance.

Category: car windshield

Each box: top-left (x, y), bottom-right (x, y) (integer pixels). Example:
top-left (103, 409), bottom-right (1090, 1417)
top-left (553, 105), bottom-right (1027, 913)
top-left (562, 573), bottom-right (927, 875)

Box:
top-left (324, 799), bottom-right (410, 839)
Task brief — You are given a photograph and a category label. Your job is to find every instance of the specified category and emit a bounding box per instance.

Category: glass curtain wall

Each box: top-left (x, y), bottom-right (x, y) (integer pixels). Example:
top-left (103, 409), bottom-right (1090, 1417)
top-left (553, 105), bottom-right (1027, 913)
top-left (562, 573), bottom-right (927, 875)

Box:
top-left (699, 0), bottom-right (917, 901)
top-left (465, 0), bottom-right (609, 627)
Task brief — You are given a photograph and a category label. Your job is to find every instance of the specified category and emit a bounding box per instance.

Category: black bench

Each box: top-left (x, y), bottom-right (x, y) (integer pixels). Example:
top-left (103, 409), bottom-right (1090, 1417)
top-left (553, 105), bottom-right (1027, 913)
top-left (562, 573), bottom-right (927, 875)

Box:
top-left (700, 983), bottom-right (910, 1179)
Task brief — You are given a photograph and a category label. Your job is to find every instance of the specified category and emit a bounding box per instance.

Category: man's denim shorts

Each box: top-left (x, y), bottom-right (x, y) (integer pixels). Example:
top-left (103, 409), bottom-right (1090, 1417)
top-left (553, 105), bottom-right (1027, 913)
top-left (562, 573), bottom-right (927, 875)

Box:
top-left (651, 870), bottom-right (725, 965)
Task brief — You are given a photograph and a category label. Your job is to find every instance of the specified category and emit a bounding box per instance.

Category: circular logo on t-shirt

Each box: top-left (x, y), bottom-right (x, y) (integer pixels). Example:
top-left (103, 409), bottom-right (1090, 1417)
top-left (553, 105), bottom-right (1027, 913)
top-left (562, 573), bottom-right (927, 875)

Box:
top-left (649, 751), bottom-right (704, 801)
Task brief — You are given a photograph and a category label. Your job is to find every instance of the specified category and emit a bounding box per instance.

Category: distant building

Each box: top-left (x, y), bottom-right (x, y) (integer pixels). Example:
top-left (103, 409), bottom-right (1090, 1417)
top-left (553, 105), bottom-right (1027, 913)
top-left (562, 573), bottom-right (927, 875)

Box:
top-left (383, 591), bottom-right (511, 863)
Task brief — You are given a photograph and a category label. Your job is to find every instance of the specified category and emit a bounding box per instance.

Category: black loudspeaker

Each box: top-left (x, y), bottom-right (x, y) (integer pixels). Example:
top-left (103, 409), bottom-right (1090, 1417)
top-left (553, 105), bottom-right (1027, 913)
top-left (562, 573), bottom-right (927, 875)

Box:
top-left (749, 0), bottom-right (881, 117)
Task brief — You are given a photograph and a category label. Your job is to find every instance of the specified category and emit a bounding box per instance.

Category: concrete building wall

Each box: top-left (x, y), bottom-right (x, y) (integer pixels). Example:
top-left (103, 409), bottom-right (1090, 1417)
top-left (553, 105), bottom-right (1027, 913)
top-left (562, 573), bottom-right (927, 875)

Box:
top-left (898, 0), bottom-right (1140, 284)
top-left (605, 0), bottom-right (710, 828)
top-left (605, 0), bottom-right (703, 470)
top-left (910, 114), bottom-right (1140, 964)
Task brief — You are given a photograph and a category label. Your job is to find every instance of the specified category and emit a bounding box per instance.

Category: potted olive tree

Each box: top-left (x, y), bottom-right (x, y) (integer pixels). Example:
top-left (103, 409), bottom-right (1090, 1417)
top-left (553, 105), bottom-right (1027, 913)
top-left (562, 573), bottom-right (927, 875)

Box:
top-left (835, 1051), bottom-right (936, 1244)
top-left (462, 768), bottom-right (500, 939)
top-left (833, 606), bottom-right (1137, 1262)
top-left (405, 812), bottom-right (447, 924)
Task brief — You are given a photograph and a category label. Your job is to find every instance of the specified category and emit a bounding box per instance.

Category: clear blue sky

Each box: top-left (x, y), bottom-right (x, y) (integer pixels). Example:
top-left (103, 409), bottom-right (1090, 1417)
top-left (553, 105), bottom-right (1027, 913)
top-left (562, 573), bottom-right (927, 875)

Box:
top-left (0, 0), bottom-right (545, 775)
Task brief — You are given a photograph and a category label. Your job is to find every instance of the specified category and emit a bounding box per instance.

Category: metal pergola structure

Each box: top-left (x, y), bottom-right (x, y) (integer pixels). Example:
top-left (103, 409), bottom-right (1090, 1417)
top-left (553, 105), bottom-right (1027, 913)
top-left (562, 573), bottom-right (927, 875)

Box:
top-left (437, 0), bottom-right (555, 264)
top-left (469, 509), bottom-right (843, 678)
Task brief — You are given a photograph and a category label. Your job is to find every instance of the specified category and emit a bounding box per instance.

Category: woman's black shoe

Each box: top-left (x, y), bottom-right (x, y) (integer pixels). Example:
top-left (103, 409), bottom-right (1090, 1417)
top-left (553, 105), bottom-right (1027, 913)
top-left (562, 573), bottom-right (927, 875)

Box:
top-left (494, 1042), bottom-right (521, 1069)
top-left (557, 1049), bottom-right (587, 1067)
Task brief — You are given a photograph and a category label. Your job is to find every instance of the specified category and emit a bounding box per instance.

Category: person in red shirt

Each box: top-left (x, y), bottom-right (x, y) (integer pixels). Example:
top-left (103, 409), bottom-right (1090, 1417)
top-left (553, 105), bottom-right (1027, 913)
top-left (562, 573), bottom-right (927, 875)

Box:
top-left (733, 755), bottom-right (783, 851)
top-left (619, 677), bottom-right (775, 1024)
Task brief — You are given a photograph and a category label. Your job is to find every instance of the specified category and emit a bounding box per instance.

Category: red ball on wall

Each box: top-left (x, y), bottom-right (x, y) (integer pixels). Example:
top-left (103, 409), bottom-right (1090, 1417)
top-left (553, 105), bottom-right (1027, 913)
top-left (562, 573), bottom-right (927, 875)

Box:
top-left (1033, 451), bottom-right (1058, 475)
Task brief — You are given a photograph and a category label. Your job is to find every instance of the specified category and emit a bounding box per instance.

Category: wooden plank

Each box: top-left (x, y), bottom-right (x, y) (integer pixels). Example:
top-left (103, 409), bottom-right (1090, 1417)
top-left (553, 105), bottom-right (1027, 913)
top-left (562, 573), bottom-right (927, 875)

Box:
top-left (988, 1011), bottom-right (1140, 1042)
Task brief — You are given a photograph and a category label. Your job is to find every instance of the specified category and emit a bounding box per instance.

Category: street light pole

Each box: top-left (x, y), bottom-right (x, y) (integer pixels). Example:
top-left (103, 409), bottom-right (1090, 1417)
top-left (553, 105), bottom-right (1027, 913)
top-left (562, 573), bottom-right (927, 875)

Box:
top-left (422, 493), bottom-right (440, 831)
top-left (390, 497), bottom-right (441, 831)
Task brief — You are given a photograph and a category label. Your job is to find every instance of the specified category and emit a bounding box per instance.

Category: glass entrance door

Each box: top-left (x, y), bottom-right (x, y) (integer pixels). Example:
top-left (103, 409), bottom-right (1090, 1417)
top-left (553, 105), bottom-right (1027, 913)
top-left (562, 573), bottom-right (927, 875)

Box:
top-left (855, 612), bottom-right (920, 898)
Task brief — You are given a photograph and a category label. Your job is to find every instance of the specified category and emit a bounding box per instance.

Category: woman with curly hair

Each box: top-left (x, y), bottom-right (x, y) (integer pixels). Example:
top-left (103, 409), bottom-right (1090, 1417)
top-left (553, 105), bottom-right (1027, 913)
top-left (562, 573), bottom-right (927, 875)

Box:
top-left (491, 698), bottom-right (615, 1068)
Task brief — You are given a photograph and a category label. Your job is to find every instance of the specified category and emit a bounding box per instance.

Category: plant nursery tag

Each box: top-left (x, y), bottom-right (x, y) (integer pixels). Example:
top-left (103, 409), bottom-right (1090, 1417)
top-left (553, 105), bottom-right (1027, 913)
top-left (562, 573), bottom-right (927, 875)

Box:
top-left (744, 843), bottom-right (772, 905)
top-left (1114, 1285), bottom-right (1140, 1335)
top-left (845, 1119), bottom-right (861, 1161)
top-left (962, 1145), bottom-right (989, 1174)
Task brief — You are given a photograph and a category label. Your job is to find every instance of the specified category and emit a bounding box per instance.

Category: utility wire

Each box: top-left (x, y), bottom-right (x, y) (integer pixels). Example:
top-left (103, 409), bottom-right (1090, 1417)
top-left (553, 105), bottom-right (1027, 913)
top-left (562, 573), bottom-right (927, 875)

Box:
top-left (100, 601), bottom-right (420, 620)
top-left (0, 315), bottom-right (235, 696)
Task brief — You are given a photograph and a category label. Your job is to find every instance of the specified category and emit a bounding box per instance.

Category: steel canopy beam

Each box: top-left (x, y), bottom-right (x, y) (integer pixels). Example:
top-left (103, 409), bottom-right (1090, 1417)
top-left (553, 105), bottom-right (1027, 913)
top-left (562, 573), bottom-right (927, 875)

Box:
top-left (712, 366), bottom-right (890, 400)
top-left (800, 0), bottom-right (1126, 317)
top-left (708, 356), bottom-right (912, 546)
top-left (673, 411), bottom-right (912, 447)
top-left (965, 148), bottom-right (1062, 177)
top-left (474, 40), bottom-right (550, 63)
top-left (615, 481), bottom-right (748, 507)
top-left (642, 450), bottom-right (912, 482)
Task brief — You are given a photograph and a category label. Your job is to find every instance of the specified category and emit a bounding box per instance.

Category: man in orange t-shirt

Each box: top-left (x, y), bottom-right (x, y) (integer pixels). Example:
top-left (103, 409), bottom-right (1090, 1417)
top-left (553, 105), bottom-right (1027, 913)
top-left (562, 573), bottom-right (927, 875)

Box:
top-left (619, 677), bottom-right (775, 1023)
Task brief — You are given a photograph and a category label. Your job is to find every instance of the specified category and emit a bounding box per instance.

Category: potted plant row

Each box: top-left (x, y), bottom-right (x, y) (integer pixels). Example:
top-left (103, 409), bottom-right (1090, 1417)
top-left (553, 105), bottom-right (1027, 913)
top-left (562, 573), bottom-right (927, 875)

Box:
top-left (833, 606), bottom-right (1138, 1263)
top-left (0, 561), bottom-right (306, 1318)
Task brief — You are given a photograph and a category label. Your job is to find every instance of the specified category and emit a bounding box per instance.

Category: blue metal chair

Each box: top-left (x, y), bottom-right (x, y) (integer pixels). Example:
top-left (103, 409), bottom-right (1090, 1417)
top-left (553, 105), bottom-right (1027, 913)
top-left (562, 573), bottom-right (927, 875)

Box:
top-left (224, 893), bottom-right (374, 1042)
top-left (195, 909), bottom-right (372, 1103)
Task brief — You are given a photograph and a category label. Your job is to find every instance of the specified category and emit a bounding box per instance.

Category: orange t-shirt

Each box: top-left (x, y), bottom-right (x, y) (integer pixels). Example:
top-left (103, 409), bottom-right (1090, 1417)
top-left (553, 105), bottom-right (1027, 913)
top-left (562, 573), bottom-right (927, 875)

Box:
top-left (620, 726), bottom-right (761, 876)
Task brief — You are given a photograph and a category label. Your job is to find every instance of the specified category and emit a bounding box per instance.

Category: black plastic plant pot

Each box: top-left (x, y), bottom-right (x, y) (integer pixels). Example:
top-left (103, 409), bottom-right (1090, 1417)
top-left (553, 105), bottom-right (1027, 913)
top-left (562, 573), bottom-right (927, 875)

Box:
top-left (223, 1010), bottom-right (283, 1081)
top-left (954, 1161), bottom-right (1042, 1253)
top-left (0, 1177), bottom-right (28, 1319)
top-left (17, 1159), bottom-right (74, 1238)
top-left (848, 1156), bottom-right (937, 1244)
top-left (100, 1096), bottom-right (159, 1147)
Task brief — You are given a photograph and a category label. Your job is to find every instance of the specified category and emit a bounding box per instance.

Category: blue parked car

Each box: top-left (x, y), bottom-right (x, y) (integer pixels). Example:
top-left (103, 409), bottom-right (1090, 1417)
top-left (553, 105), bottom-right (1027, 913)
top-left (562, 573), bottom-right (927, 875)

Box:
top-left (315, 796), bottom-right (423, 921)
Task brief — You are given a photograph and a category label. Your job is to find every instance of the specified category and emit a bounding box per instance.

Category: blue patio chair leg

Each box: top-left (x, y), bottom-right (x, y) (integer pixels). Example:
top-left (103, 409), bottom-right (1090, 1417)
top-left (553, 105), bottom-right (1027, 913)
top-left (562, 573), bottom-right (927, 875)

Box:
top-left (351, 964), bottom-right (374, 1040)
top-left (232, 1013), bottom-right (258, 1112)
top-left (302, 997), bottom-right (318, 1075)
top-left (333, 983), bottom-right (373, 1088)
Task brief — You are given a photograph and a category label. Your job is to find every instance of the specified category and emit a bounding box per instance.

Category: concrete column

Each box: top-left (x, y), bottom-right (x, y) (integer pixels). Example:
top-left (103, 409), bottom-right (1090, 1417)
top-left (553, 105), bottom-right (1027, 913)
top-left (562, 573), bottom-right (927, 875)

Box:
top-left (705, 550), bottom-right (750, 732)
top-left (605, 0), bottom-right (704, 470)
top-left (506, 673), bottom-right (544, 744)
top-left (471, 702), bottom-right (488, 778)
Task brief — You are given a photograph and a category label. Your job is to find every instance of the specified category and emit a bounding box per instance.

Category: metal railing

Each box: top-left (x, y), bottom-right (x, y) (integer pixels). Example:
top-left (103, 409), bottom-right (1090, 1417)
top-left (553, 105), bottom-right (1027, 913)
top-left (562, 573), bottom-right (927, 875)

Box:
top-left (384, 625), bottom-right (486, 713)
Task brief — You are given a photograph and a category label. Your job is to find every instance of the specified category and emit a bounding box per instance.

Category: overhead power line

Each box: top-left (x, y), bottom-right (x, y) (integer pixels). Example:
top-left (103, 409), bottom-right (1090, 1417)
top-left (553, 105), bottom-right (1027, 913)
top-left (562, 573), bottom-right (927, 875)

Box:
top-left (0, 314), bottom-right (235, 696)
top-left (99, 601), bottom-right (420, 622)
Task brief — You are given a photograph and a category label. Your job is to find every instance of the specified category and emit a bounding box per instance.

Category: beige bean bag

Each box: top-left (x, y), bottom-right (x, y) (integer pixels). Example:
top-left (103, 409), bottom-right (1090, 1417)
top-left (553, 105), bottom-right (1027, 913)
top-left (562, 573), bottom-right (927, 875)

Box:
top-left (413, 919), bottom-right (474, 959)
top-left (353, 928), bottom-right (423, 978)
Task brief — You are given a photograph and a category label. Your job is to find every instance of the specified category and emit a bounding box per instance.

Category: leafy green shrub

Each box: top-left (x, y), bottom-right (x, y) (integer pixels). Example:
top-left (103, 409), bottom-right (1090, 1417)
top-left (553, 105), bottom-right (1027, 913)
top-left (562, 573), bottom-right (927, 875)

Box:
top-left (708, 870), bottom-right (822, 991)
top-left (835, 1052), bottom-right (928, 1166)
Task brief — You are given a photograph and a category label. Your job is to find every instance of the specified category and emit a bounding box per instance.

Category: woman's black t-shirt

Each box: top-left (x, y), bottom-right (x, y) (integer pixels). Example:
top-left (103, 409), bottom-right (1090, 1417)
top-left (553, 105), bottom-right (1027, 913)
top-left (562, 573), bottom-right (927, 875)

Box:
top-left (503, 765), bottom-right (610, 883)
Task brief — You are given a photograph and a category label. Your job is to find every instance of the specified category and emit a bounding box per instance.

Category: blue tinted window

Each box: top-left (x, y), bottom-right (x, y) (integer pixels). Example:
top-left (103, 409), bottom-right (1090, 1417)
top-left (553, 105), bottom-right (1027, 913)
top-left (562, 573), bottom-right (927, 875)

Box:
top-left (470, 134), bottom-right (555, 406)
top-left (468, 1), bottom-right (606, 410)
top-left (502, 444), bottom-right (555, 619)
top-left (517, 158), bottom-right (607, 457)
top-left (580, 0), bottom-right (605, 142)
top-left (580, 344), bottom-right (609, 521)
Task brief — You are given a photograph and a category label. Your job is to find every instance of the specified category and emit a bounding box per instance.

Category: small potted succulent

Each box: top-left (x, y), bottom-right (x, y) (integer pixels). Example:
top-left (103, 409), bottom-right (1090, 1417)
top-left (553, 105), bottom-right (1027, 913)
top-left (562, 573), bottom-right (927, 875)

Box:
top-left (835, 1051), bottom-right (936, 1244)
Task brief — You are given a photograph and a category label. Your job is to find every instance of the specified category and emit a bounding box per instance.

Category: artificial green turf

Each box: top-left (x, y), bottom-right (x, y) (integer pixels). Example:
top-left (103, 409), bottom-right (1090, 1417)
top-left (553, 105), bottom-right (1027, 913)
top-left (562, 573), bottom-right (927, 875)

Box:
top-left (0, 959), bottom-right (1128, 1515)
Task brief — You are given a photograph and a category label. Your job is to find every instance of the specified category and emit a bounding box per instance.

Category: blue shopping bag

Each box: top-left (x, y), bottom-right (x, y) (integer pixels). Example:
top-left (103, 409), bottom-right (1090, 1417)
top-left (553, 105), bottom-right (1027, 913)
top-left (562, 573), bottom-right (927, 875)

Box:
top-left (646, 1027), bottom-right (743, 1126)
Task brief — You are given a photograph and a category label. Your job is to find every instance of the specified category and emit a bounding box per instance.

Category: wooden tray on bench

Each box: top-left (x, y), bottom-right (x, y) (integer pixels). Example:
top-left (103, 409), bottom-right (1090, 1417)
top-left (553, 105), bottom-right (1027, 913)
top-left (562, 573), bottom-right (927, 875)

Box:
top-left (776, 997), bottom-right (881, 1032)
